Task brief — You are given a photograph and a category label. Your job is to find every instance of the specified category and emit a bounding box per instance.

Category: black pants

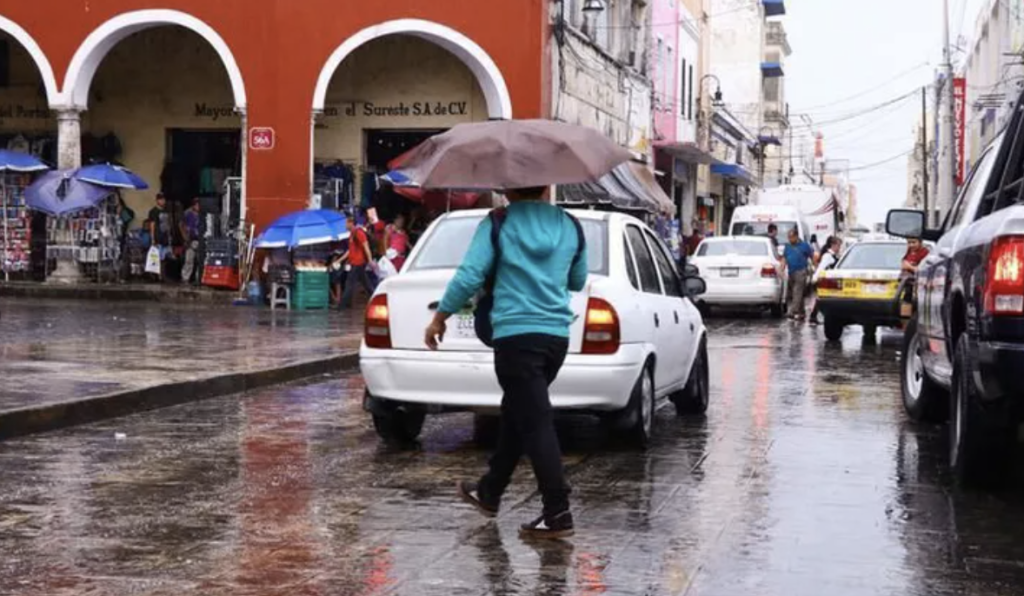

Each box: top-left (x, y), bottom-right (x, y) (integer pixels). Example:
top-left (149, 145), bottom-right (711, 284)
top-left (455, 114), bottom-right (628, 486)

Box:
top-left (480, 333), bottom-right (571, 517)
top-left (341, 264), bottom-right (375, 308)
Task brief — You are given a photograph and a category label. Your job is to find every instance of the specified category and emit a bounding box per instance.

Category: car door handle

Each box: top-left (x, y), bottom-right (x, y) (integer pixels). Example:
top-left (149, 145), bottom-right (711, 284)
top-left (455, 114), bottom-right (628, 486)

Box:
top-left (674, 311), bottom-right (680, 324)
top-left (654, 313), bottom-right (660, 328)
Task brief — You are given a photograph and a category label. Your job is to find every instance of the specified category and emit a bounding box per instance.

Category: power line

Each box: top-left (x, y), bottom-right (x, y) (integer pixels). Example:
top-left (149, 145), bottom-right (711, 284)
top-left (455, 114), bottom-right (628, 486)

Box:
top-left (793, 62), bottom-right (932, 112)
top-left (845, 148), bottom-right (916, 172)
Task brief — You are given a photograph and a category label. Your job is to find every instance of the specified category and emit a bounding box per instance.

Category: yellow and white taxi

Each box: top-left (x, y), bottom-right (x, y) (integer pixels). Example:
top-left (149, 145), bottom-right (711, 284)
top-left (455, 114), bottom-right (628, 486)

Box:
top-left (816, 240), bottom-right (911, 341)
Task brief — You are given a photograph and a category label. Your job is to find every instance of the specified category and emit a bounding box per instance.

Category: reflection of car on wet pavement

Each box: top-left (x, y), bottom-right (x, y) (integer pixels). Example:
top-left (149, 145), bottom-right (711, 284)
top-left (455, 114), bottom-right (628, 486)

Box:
top-left (888, 87), bottom-right (1024, 486)
top-left (359, 209), bottom-right (710, 447)
top-left (689, 236), bottom-right (785, 317)
top-left (816, 240), bottom-right (907, 342)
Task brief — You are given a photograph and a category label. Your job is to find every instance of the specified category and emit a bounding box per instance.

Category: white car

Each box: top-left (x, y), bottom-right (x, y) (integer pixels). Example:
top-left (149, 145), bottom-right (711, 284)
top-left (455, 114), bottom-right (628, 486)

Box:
top-left (359, 209), bottom-right (710, 447)
top-left (690, 236), bottom-right (785, 317)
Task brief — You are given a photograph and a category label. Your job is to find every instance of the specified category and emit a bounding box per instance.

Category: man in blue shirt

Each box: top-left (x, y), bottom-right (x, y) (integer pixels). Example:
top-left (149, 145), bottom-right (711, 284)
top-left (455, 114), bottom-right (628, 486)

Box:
top-left (424, 186), bottom-right (587, 539)
top-left (782, 228), bottom-right (815, 320)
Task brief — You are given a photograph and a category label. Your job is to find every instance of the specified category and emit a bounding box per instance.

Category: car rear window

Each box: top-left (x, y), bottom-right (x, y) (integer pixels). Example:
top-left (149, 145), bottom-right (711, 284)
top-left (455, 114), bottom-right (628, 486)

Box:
top-left (697, 240), bottom-right (769, 257)
top-left (837, 243), bottom-right (906, 271)
top-left (730, 221), bottom-right (799, 237)
top-left (409, 215), bottom-right (608, 275)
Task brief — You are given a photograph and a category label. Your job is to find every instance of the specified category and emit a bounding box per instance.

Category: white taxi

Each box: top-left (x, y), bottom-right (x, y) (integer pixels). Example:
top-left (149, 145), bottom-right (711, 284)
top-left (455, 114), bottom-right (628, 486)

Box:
top-left (359, 209), bottom-right (710, 448)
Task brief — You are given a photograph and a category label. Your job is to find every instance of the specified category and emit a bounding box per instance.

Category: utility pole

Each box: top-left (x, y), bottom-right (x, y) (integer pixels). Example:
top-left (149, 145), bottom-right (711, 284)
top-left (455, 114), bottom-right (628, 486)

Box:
top-left (941, 0), bottom-right (958, 226)
top-left (921, 86), bottom-right (929, 219)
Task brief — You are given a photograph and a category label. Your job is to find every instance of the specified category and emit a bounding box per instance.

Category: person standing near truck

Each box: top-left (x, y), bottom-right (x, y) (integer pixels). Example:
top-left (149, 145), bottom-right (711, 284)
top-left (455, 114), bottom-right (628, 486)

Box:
top-left (782, 228), bottom-right (815, 320)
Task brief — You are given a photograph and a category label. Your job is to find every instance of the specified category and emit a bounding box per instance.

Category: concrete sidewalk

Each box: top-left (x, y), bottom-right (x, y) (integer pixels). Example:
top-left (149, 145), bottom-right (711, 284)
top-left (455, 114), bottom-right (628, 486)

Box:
top-left (0, 298), bottom-right (364, 438)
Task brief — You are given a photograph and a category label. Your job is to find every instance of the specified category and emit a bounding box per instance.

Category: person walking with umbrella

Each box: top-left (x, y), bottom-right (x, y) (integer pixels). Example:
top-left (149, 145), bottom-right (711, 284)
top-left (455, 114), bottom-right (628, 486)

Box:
top-left (401, 118), bottom-right (629, 539)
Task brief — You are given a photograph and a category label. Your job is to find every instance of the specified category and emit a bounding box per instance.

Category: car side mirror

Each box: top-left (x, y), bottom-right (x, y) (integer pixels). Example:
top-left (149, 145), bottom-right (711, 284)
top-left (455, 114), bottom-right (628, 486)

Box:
top-left (682, 263), bottom-right (699, 278)
top-left (684, 276), bottom-right (707, 296)
top-left (886, 209), bottom-right (940, 241)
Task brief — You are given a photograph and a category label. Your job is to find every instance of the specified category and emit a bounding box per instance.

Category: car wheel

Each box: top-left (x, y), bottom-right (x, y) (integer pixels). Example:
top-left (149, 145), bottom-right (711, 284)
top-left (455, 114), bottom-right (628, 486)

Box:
top-left (472, 414), bottom-right (500, 448)
top-left (622, 363), bottom-right (656, 449)
top-left (950, 334), bottom-right (1012, 487)
top-left (769, 302), bottom-right (784, 319)
top-left (901, 318), bottom-right (948, 422)
top-left (863, 325), bottom-right (878, 342)
top-left (824, 316), bottom-right (845, 342)
top-left (672, 340), bottom-right (709, 416)
top-left (372, 408), bottom-right (426, 445)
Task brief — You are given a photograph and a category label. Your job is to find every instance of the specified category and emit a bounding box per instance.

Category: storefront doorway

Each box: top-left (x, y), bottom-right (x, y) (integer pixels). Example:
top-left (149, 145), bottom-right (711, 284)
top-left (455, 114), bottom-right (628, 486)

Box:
top-left (164, 128), bottom-right (241, 227)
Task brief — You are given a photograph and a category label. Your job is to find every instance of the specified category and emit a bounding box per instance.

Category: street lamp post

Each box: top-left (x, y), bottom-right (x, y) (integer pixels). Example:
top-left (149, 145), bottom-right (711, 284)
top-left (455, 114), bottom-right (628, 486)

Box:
top-left (697, 75), bottom-right (724, 153)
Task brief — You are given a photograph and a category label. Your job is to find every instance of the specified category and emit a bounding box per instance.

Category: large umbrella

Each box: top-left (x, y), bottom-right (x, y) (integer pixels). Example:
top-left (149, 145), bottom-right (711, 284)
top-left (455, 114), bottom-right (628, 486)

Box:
top-left (383, 119), bottom-right (632, 190)
top-left (255, 209), bottom-right (350, 249)
top-left (25, 170), bottom-right (112, 216)
top-left (0, 151), bottom-right (48, 281)
top-left (74, 163), bottom-right (149, 190)
top-left (384, 150), bottom-right (481, 212)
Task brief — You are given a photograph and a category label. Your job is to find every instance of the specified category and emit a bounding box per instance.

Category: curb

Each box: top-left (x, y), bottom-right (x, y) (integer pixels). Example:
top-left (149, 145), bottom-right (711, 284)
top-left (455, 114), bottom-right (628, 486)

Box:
top-left (0, 351), bottom-right (360, 441)
top-left (0, 282), bottom-right (237, 304)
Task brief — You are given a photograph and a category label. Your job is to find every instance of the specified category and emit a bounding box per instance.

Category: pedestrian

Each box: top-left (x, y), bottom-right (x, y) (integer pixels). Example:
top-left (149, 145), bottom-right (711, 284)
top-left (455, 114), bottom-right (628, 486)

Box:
top-left (179, 198), bottom-right (202, 285)
top-left (328, 241), bottom-right (347, 307)
top-left (384, 213), bottom-right (410, 270)
top-left (146, 193), bottom-right (172, 280)
top-left (809, 235), bottom-right (842, 325)
top-left (424, 186), bottom-right (587, 539)
top-left (340, 215), bottom-right (376, 309)
top-left (767, 223), bottom-right (781, 258)
top-left (810, 234), bottom-right (820, 255)
top-left (782, 228), bottom-right (815, 320)
top-left (901, 237), bottom-right (930, 278)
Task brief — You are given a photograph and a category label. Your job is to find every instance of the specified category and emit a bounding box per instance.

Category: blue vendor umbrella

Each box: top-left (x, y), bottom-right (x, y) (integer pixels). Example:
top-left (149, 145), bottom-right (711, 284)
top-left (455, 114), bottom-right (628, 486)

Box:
top-left (25, 170), bottom-right (112, 216)
top-left (74, 163), bottom-right (149, 190)
top-left (0, 149), bottom-right (49, 173)
top-left (255, 209), bottom-right (350, 249)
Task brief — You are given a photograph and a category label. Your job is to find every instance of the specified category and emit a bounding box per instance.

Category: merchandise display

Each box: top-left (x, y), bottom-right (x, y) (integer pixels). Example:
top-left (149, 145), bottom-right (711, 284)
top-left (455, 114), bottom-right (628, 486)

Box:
top-left (46, 197), bottom-right (121, 281)
top-left (1, 174), bottom-right (32, 275)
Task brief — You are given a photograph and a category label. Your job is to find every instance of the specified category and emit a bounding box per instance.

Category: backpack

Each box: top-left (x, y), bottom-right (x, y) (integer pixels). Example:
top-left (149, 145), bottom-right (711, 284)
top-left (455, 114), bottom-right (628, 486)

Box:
top-left (474, 208), bottom-right (586, 347)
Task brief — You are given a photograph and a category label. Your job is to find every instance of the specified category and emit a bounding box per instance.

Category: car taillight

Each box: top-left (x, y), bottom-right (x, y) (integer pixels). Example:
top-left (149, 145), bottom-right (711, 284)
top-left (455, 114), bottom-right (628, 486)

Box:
top-left (364, 294), bottom-right (392, 349)
top-left (817, 278), bottom-right (843, 291)
top-left (761, 263), bottom-right (777, 278)
top-left (984, 236), bottom-right (1024, 316)
top-left (582, 297), bottom-right (620, 355)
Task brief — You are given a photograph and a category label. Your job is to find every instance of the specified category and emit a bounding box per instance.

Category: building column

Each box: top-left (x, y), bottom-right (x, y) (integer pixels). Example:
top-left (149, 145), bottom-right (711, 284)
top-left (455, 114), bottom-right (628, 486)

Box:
top-left (56, 109), bottom-right (82, 170)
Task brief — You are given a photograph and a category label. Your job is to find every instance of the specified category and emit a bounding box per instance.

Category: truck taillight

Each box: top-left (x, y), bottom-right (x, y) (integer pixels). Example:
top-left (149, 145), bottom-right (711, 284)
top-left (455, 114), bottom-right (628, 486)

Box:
top-left (364, 294), bottom-right (392, 349)
top-left (761, 263), bottom-right (778, 278)
top-left (985, 236), bottom-right (1024, 316)
top-left (582, 298), bottom-right (620, 355)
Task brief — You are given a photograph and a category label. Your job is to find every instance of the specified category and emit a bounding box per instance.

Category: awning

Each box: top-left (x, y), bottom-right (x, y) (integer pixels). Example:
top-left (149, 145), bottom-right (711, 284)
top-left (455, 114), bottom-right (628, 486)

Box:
top-left (711, 163), bottom-right (758, 187)
top-left (757, 134), bottom-right (782, 146)
top-left (558, 163), bottom-right (675, 216)
top-left (654, 141), bottom-right (716, 164)
top-left (762, 62), bottom-right (785, 78)
top-left (763, 0), bottom-right (786, 17)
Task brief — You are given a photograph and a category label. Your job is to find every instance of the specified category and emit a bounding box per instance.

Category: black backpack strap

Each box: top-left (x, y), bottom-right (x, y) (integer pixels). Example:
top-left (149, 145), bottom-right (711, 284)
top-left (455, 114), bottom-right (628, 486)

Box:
top-left (484, 208), bottom-right (507, 291)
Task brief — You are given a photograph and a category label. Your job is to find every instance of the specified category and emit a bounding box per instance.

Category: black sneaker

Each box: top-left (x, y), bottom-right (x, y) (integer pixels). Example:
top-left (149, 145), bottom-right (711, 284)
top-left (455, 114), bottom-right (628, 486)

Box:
top-left (457, 480), bottom-right (498, 517)
top-left (519, 510), bottom-right (575, 539)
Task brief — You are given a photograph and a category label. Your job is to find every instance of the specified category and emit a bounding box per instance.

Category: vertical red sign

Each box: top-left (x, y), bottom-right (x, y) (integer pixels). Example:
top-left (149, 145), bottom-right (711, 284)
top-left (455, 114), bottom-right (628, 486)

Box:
top-left (954, 77), bottom-right (966, 187)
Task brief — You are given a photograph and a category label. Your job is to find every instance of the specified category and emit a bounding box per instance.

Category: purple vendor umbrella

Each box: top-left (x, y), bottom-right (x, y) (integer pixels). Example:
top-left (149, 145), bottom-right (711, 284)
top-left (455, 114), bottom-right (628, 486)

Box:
top-left (25, 170), bottom-right (112, 217)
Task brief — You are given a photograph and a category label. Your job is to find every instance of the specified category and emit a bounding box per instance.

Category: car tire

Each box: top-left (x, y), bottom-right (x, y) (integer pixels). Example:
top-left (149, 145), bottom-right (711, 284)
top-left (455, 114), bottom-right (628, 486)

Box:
top-left (672, 340), bottom-right (709, 416)
top-left (769, 302), bottom-right (784, 319)
top-left (621, 363), bottom-right (656, 449)
top-left (950, 334), bottom-right (1013, 487)
top-left (472, 414), bottom-right (500, 448)
top-left (901, 318), bottom-right (948, 422)
top-left (863, 325), bottom-right (878, 342)
top-left (824, 317), bottom-right (845, 341)
top-left (372, 408), bottom-right (426, 445)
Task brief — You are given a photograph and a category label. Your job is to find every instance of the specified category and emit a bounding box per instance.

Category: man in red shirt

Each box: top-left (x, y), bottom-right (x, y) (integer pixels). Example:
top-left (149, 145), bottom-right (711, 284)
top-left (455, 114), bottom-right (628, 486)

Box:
top-left (341, 216), bottom-right (377, 309)
top-left (901, 237), bottom-right (930, 276)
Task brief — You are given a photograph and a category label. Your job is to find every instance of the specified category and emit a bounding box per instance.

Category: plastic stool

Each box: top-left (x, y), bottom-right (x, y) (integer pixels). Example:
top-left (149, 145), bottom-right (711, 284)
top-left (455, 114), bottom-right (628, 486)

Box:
top-left (270, 283), bottom-right (291, 310)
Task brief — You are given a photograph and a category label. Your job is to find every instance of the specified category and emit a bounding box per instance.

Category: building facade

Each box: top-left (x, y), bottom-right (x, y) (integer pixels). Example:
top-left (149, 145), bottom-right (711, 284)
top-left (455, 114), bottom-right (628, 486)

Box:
top-left (0, 2), bottom-right (549, 231)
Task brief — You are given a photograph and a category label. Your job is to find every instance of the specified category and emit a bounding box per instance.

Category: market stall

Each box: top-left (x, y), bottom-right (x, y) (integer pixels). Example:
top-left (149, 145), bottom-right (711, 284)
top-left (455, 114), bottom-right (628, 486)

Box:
top-left (0, 150), bottom-right (50, 281)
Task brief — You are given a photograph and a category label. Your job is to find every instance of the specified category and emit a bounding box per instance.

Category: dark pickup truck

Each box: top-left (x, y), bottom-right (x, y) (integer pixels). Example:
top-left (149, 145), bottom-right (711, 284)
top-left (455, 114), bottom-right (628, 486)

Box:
top-left (887, 88), bottom-right (1024, 485)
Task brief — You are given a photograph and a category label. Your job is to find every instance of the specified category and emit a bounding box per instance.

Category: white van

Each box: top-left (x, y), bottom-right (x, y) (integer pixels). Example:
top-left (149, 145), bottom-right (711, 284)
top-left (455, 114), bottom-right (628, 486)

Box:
top-left (728, 205), bottom-right (809, 248)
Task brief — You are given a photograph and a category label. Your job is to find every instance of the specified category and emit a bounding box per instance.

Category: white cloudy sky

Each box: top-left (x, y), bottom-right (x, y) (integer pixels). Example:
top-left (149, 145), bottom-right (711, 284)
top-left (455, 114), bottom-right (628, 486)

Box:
top-left (784, 0), bottom-right (986, 226)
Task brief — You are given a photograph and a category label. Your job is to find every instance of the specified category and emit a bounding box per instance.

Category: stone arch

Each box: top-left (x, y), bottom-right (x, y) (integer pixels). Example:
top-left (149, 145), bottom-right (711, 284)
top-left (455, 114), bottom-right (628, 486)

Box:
top-left (61, 9), bottom-right (246, 110)
top-left (0, 15), bottom-right (60, 106)
top-left (313, 18), bottom-right (512, 119)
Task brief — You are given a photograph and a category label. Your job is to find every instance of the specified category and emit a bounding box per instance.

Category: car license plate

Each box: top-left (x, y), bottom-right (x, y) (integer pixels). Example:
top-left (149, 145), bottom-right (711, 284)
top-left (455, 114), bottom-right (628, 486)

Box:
top-left (455, 314), bottom-right (476, 337)
top-left (720, 268), bottom-right (739, 278)
top-left (862, 282), bottom-right (890, 295)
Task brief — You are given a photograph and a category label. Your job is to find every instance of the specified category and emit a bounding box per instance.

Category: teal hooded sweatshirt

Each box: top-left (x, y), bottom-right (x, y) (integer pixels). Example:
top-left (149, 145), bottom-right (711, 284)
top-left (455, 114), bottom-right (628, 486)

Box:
top-left (438, 201), bottom-right (588, 340)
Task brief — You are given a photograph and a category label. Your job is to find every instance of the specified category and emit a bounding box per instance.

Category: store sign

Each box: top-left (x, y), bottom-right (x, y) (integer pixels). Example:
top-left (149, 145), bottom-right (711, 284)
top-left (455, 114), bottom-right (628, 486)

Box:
top-left (0, 104), bottom-right (53, 126)
top-left (323, 101), bottom-right (470, 118)
top-left (249, 127), bottom-right (275, 151)
top-left (954, 77), bottom-right (967, 187)
top-left (194, 103), bottom-right (240, 122)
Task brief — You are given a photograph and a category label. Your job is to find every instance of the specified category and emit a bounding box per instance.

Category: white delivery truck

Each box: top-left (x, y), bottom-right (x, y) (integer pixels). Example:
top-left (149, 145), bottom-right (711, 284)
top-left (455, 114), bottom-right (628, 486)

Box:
top-left (728, 205), bottom-right (808, 251)
top-left (758, 185), bottom-right (843, 243)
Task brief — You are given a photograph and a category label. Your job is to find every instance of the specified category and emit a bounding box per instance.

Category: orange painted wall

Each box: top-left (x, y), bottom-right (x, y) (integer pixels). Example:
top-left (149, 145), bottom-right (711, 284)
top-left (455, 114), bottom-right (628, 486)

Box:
top-left (2, 0), bottom-right (548, 230)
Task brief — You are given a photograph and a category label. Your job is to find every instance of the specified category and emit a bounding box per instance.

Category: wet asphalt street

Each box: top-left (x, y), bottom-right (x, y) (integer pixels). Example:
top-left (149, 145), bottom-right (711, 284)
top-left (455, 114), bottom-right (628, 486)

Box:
top-left (5, 317), bottom-right (1024, 595)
